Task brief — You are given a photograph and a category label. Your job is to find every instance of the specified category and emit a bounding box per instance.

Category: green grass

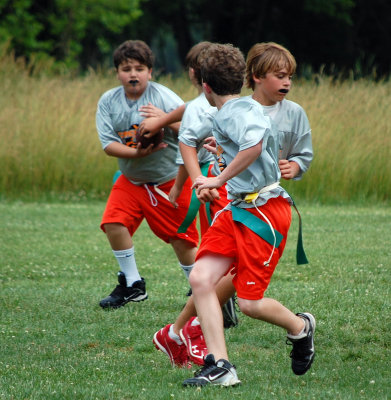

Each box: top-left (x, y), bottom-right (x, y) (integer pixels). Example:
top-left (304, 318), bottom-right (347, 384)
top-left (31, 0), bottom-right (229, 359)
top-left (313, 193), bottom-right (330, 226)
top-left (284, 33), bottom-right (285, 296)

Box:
top-left (1, 201), bottom-right (390, 399)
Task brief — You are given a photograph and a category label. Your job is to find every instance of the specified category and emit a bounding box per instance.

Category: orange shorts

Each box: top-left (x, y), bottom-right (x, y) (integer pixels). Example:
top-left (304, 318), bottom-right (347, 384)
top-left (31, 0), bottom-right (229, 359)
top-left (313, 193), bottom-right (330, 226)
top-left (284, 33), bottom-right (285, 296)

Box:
top-left (196, 196), bottom-right (292, 300)
top-left (101, 174), bottom-right (199, 247)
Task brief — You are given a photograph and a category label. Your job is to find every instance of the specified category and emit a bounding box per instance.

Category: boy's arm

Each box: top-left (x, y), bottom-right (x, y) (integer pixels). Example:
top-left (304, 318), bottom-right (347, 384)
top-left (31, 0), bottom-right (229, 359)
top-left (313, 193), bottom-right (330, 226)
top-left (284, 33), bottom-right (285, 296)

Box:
top-left (168, 164), bottom-right (189, 208)
top-left (193, 141), bottom-right (262, 192)
top-left (280, 108), bottom-right (313, 180)
top-left (104, 141), bottom-right (167, 158)
top-left (138, 104), bottom-right (185, 135)
top-left (180, 142), bottom-right (219, 203)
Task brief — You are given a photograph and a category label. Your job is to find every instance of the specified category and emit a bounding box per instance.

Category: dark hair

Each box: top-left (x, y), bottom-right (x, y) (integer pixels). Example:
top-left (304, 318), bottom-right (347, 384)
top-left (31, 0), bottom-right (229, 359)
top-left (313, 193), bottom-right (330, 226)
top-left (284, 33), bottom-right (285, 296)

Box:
top-left (113, 40), bottom-right (154, 69)
top-left (200, 43), bottom-right (245, 95)
top-left (185, 41), bottom-right (213, 86)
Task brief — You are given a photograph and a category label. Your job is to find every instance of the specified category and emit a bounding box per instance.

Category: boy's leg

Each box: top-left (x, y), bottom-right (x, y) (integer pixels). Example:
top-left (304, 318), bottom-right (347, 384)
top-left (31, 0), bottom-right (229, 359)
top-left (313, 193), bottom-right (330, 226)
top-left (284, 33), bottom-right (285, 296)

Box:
top-left (99, 177), bottom-right (147, 309)
top-left (153, 271), bottom-right (236, 366)
top-left (237, 297), bottom-right (316, 375)
top-left (237, 297), bottom-right (305, 333)
top-left (182, 254), bottom-right (240, 387)
top-left (189, 254), bottom-right (234, 361)
top-left (170, 238), bottom-right (197, 278)
top-left (99, 222), bottom-right (147, 309)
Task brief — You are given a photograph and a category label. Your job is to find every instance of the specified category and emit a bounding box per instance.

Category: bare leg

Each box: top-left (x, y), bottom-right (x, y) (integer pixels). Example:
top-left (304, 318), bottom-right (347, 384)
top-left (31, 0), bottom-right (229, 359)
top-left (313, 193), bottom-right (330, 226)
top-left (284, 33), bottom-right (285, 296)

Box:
top-left (189, 255), bottom-right (234, 361)
top-left (237, 297), bottom-right (305, 335)
top-left (170, 238), bottom-right (197, 266)
top-left (172, 272), bottom-right (236, 335)
top-left (104, 223), bottom-right (133, 250)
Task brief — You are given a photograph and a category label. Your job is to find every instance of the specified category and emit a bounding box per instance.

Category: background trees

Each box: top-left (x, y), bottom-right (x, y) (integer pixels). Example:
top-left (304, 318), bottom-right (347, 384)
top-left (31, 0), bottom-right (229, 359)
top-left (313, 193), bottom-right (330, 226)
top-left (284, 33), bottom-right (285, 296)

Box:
top-left (1, 0), bottom-right (390, 77)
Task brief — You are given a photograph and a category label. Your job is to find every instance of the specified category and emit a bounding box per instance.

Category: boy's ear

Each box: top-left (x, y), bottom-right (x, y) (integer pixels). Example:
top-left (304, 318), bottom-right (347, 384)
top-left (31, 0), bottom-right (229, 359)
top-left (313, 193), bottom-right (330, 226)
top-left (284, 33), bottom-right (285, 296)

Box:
top-left (252, 73), bottom-right (263, 84)
top-left (148, 68), bottom-right (152, 80)
top-left (202, 81), bottom-right (212, 93)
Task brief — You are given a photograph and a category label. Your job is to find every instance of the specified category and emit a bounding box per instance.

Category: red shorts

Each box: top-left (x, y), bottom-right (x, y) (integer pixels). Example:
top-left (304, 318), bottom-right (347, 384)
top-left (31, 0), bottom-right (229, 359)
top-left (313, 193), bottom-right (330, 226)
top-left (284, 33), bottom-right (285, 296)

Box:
top-left (101, 174), bottom-right (199, 247)
top-left (196, 196), bottom-right (291, 300)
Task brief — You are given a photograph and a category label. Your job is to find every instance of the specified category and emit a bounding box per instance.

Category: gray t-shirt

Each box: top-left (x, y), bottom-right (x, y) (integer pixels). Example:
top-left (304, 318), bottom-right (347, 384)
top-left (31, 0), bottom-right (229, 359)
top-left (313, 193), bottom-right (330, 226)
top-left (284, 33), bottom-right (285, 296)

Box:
top-left (261, 98), bottom-right (313, 180)
top-left (96, 81), bottom-right (184, 183)
top-left (176, 93), bottom-right (215, 166)
top-left (211, 97), bottom-right (290, 208)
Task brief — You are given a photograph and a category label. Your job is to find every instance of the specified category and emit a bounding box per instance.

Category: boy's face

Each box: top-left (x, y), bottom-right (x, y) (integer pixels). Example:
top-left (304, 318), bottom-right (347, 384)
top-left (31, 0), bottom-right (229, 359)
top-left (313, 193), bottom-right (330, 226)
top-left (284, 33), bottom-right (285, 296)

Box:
top-left (253, 68), bottom-right (292, 106)
top-left (117, 58), bottom-right (152, 100)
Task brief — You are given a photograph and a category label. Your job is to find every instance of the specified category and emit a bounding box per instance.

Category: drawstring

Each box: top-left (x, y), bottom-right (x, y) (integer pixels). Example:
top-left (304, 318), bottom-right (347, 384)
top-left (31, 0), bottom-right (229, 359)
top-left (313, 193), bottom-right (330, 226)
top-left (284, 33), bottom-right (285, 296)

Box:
top-left (244, 182), bottom-right (280, 267)
top-left (144, 184), bottom-right (158, 206)
top-left (252, 203), bottom-right (276, 266)
top-left (143, 184), bottom-right (170, 207)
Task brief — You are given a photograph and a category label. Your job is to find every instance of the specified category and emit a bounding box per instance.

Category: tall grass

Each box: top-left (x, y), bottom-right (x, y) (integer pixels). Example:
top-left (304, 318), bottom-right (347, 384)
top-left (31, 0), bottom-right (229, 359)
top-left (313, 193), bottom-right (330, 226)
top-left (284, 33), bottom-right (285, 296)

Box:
top-left (0, 51), bottom-right (390, 203)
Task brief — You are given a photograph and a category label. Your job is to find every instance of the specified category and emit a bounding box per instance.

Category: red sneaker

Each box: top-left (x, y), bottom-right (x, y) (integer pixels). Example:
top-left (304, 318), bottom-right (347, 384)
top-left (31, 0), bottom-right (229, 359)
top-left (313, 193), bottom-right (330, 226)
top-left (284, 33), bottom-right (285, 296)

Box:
top-left (153, 324), bottom-right (190, 368)
top-left (179, 317), bottom-right (208, 365)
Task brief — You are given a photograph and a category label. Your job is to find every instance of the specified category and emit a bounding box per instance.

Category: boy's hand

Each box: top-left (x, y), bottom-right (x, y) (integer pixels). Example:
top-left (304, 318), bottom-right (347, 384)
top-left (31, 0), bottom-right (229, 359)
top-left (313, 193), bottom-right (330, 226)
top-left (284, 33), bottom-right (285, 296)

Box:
top-left (139, 103), bottom-right (166, 118)
top-left (203, 136), bottom-right (217, 154)
top-left (196, 188), bottom-right (220, 204)
top-left (279, 159), bottom-right (300, 180)
top-left (138, 118), bottom-right (164, 136)
top-left (168, 184), bottom-right (181, 208)
top-left (134, 141), bottom-right (167, 157)
top-left (192, 175), bottom-right (223, 197)
top-left (139, 103), bottom-right (166, 136)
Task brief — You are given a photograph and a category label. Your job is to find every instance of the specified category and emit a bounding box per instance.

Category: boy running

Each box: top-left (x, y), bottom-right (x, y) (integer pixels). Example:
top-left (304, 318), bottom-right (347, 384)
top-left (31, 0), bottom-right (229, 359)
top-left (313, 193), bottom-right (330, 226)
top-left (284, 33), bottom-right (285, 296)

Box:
top-left (152, 42), bottom-right (314, 375)
top-left (96, 40), bottom-right (198, 309)
top-left (178, 43), bottom-right (315, 387)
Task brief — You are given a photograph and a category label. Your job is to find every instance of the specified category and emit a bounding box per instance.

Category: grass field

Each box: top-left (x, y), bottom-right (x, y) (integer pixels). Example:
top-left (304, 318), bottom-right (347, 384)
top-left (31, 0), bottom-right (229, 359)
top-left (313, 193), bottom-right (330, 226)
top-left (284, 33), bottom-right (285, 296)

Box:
top-left (1, 201), bottom-right (390, 399)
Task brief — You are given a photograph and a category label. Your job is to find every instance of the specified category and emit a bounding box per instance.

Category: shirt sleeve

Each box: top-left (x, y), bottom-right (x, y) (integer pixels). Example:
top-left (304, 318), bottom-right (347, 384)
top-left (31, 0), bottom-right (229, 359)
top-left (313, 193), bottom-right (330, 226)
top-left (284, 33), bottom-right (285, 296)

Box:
top-left (96, 95), bottom-right (122, 150)
top-left (282, 106), bottom-right (313, 180)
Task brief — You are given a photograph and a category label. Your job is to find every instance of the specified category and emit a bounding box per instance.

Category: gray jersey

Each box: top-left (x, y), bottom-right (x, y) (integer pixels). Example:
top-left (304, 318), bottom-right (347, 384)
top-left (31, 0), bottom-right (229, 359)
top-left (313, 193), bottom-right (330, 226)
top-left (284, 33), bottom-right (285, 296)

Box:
top-left (262, 98), bottom-right (313, 180)
top-left (212, 97), bottom-right (290, 207)
top-left (96, 81), bottom-right (184, 183)
top-left (177, 93), bottom-right (219, 175)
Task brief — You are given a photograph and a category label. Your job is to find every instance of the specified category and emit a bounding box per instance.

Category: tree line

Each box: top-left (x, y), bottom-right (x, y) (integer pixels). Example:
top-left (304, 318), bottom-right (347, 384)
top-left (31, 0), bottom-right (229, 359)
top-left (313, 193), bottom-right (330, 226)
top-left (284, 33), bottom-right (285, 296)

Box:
top-left (1, 0), bottom-right (390, 78)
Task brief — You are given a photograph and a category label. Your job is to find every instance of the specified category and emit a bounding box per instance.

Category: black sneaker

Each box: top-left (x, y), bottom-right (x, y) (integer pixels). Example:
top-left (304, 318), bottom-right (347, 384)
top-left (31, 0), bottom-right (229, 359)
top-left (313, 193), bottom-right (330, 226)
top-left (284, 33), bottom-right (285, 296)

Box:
top-left (287, 312), bottom-right (316, 375)
top-left (99, 272), bottom-right (148, 309)
top-left (183, 354), bottom-right (241, 387)
top-left (222, 295), bottom-right (239, 329)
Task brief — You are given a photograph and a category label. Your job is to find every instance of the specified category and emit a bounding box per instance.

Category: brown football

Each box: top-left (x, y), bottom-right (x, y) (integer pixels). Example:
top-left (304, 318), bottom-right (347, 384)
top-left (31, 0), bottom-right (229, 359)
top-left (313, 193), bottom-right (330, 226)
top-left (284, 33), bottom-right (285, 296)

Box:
top-left (135, 128), bottom-right (164, 149)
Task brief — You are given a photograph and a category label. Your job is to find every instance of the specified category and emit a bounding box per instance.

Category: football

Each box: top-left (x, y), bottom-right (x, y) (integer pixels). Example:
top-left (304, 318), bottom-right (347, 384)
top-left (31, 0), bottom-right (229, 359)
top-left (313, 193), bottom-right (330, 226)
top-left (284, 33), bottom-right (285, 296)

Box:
top-left (135, 128), bottom-right (164, 149)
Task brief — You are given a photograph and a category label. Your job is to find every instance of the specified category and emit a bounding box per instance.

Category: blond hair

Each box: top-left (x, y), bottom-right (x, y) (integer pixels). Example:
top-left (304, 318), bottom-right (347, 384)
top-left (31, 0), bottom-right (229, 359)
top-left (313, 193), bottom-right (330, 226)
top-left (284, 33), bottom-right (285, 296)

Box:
top-left (245, 42), bottom-right (296, 90)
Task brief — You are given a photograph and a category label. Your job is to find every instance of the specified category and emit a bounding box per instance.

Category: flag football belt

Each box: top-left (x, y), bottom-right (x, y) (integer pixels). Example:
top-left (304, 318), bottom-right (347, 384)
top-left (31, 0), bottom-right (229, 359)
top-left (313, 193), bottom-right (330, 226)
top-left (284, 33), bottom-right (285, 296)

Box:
top-left (177, 162), bottom-right (211, 233)
top-left (233, 182), bottom-right (308, 265)
top-left (231, 205), bottom-right (283, 247)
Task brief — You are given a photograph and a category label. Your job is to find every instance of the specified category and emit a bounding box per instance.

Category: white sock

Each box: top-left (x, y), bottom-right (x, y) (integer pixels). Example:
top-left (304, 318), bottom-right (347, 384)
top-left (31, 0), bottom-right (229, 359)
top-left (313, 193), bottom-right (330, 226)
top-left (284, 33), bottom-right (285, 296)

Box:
top-left (287, 317), bottom-right (308, 339)
top-left (168, 325), bottom-right (183, 345)
top-left (179, 263), bottom-right (194, 280)
top-left (113, 247), bottom-right (141, 287)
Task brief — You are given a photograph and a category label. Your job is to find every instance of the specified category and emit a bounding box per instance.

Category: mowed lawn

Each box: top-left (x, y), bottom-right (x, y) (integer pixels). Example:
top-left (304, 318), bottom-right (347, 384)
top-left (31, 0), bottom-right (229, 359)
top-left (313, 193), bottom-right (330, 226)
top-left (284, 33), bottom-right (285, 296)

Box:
top-left (0, 201), bottom-right (390, 400)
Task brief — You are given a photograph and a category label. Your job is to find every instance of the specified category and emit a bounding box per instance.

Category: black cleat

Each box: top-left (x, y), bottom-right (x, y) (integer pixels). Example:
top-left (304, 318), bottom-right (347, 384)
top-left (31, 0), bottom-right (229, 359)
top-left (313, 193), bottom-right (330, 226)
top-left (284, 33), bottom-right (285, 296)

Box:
top-left (287, 312), bottom-right (316, 375)
top-left (222, 296), bottom-right (239, 329)
top-left (183, 354), bottom-right (241, 387)
top-left (99, 271), bottom-right (148, 309)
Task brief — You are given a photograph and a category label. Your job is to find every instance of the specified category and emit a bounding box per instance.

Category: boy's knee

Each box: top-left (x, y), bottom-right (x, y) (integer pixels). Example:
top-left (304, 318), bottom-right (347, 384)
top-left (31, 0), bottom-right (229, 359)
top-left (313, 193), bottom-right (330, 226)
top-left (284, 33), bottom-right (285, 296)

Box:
top-left (103, 223), bottom-right (127, 234)
top-left (189, 267), bottom-right (211, 292)
top-left (237, 298), bottom-right (257, 316)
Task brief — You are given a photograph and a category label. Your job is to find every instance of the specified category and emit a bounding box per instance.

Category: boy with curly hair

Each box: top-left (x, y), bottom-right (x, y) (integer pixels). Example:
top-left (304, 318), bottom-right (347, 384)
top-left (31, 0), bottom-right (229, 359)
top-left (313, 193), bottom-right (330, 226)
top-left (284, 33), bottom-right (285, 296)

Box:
top-left (178, 42), bottom-right (315, 387)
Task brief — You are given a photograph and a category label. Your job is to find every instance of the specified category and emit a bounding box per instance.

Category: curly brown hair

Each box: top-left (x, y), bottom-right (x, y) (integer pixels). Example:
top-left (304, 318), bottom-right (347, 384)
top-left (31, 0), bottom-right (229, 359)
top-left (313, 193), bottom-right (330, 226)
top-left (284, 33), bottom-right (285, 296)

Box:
top-left (185, 41), bottom-right (213, 86)
top-left (200, 43), bottom-right (245, 95)
top-left (245, 42), bottom-right (296, 90)
top-left (113, 40), bottom-right (154, 69)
